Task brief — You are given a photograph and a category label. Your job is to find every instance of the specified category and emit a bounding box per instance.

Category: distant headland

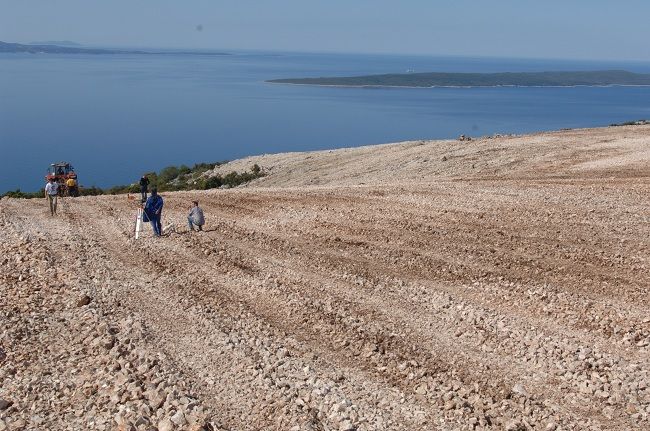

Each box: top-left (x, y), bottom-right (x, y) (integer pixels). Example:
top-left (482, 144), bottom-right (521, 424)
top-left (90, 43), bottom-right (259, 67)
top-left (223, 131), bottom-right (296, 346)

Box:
top-left (29, 40), bottom-right (83, 47)
top-left (0, 41), bottom-right (143, 54)
top-left (267, 70), bottom-right (650, 88)
top-left (0, 41), bottom-right (230, 56)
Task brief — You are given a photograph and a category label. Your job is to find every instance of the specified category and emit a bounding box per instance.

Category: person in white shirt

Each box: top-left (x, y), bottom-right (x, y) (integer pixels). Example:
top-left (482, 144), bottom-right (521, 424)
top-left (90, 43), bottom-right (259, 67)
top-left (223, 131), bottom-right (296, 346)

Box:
top-left (44, 178), bottom-right (59, 216)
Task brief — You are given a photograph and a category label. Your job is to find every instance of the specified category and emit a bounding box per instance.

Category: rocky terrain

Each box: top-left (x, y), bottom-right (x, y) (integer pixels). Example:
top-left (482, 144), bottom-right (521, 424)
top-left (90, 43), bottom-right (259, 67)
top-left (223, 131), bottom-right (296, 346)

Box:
top-left (1, 125), bottom-right (649, 430)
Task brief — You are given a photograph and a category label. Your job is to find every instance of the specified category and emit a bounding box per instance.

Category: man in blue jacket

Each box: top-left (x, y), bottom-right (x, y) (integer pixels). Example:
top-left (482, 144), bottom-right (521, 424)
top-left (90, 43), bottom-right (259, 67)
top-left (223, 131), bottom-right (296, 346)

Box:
top-left (144, 188), bottom-right (164, 237)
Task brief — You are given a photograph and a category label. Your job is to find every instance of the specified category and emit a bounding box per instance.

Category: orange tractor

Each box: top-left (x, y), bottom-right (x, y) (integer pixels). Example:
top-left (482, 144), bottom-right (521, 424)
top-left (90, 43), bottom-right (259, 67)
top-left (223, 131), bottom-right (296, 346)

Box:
top-left (45, 162), bottom-right (79, 197)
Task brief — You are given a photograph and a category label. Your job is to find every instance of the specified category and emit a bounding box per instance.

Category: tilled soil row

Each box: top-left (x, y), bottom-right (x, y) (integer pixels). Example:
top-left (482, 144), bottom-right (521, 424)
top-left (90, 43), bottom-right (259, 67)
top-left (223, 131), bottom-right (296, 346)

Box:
top-left (0, 204), bottom-right (220, 431)
top-left (161, 184), bottom-right (648, 428)
top-left (85, 199), bottom-right (440, 430)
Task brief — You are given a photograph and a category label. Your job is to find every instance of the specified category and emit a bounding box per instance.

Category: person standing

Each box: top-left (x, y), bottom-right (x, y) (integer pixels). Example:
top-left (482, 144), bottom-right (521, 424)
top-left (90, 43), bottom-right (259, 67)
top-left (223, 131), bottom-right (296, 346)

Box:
top-left (44, 178), bottom-right (59, 216)
top-left (144, 188), bottom-right (164, 237)
top-left (187, 200), bottom-right (205, 231)
top-left (65, 177), bottom-right (78, 197)
top-left (139, 175), bottom-right (150, 203)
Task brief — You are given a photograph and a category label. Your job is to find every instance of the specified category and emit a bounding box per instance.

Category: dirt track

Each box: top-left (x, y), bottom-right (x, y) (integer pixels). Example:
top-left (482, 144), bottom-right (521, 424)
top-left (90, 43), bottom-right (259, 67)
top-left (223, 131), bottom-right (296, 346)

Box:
top-left (1, 126), bottom-right (649, 430)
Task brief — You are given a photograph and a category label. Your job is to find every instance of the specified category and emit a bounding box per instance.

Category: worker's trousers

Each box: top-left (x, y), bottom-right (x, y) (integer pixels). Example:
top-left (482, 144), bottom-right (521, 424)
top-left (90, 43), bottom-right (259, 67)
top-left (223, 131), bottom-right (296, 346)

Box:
top-left (47, 194), bottom-right (58, 216)
top-left (150, 214), bottom-right (162, 236)
top-left (188, 216), bottom-right (203, 231)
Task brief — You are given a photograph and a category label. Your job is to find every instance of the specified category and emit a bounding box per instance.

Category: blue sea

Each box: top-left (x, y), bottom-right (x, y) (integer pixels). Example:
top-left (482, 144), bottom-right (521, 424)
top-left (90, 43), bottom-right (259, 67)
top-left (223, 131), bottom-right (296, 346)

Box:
top-left (2, 50), bottom-right (650, 192)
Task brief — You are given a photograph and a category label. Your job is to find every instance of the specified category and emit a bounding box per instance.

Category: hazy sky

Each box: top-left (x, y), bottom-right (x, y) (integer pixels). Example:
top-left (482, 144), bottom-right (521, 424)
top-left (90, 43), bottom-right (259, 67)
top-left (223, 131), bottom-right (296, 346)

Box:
top-left (2, 0), bottom-right (649, 60)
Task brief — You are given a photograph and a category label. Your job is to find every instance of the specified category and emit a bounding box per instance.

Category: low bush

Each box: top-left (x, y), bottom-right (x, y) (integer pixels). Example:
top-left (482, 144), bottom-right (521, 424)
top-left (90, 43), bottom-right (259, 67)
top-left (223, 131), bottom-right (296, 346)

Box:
top-left (79, 186), bottom-right (105, 196)
top-left (610, 119), bottom-right (649, 127)
top-left (2, 162), bottom-right (265, 199)
top-left (1, 189), bottom-right (43, 199)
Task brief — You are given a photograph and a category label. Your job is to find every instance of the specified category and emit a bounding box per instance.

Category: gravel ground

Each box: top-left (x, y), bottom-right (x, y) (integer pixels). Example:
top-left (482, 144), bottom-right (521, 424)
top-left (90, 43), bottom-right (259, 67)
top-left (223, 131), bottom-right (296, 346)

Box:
top-left (1, 125), bottom-right (649, 430)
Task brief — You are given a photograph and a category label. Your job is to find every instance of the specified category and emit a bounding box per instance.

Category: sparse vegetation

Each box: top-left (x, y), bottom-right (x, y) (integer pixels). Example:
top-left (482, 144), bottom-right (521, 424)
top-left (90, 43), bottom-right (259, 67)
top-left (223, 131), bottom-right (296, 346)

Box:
top-left (609, 119), bottom-right (649, 127)
top-left (79, 186), bottom-right (105, 196)
top-left (1, 161), bottom-right (265, 199)
top-left (1, 189), bottom-right (43, 199)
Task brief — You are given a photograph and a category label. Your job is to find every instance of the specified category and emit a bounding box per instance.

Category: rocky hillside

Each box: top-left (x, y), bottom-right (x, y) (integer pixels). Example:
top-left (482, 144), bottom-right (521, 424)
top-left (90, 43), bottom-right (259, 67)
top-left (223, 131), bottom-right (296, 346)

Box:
top-left (208, 125), bottom-right (650, 186)
top-left (1, 125), bottom-right (649, 430)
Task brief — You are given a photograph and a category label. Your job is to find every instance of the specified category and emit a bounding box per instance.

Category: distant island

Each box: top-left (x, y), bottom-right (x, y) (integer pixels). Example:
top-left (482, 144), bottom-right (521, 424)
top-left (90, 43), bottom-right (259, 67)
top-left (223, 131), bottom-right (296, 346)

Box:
top-left (0, 41), bottom-right (143, 54)
top-left (29, 40), bottom-right (83, 47)
top-left (267, 70), bottom-right (650, 88)
top-left (0, 41), bottom-right (230, 56)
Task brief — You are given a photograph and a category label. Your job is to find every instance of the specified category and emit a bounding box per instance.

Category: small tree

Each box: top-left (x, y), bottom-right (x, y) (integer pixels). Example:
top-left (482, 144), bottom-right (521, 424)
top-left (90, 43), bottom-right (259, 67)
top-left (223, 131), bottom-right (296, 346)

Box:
top-left (158, 166), bottom-right (180, 184)
top-left (204, 175), bottom-right (223, 189)
top-left (178, 164), bottom-right (191, 176)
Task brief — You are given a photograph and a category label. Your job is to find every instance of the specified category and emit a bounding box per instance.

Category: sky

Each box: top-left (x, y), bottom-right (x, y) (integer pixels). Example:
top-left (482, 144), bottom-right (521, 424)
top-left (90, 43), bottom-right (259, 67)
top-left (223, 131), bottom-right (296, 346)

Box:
top-left (1, 0), bottom-right (649, 61)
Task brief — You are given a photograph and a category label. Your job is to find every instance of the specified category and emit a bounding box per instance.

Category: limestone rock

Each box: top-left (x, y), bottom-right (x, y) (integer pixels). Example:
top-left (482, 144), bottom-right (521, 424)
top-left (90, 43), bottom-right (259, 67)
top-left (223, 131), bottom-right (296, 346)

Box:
top-left (77, 294), bottom-right (92, 307)
top-left (157, 418), bottom-right (174, 431)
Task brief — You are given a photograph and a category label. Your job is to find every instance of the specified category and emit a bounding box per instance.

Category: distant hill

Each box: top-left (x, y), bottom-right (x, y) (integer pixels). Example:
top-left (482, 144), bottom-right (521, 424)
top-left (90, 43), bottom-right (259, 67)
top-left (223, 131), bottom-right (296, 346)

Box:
top-left (0, 41), bottom-right (142, 54)
top-left (0, 41), bottom-right (230, 56)
top-left (29, 40), bottom-right (83, 47)
top-left (205, 123), bottom-right (650, 187)
top-left (268, 70), bottom-right (650, 88)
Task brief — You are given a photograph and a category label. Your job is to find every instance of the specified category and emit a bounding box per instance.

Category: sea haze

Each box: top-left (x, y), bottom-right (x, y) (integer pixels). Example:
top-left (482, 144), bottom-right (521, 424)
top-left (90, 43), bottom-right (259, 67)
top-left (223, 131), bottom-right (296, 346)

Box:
top-left (1, 51), bottom-right (650, 192)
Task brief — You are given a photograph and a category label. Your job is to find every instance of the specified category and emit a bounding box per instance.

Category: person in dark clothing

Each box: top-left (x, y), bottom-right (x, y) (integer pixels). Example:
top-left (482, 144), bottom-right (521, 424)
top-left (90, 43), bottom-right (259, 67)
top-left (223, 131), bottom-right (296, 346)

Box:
top-left (144, 188), bottom-right (164, 237)
top-left (139, 175), bottom-right (150, 203)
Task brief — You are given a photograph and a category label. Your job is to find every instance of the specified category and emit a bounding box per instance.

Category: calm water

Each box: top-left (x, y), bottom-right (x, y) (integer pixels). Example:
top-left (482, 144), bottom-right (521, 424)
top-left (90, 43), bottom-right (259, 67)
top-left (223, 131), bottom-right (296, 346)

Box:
top-left (2, 50), bottom-right (650, 192)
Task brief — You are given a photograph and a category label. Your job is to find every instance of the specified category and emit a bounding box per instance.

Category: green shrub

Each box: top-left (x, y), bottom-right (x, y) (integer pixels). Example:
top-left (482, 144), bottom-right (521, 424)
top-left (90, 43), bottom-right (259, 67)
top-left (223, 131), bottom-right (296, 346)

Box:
top-left (1, 189), bottom-right (43, 199)
top-left (610, 119), bottom-right (649, 126)
top-left (158, 166), bottom-right (180, 184)
top-left (79, 186), bottom-right (104, 196)
top-left (192, 162), bottom-right (217, 174)
top-left (178, 165), bottom-right (191, 176)
top-left (106, 186), bottom-right (126, 195)
top-left (203, 175), bottom-right (223, 189)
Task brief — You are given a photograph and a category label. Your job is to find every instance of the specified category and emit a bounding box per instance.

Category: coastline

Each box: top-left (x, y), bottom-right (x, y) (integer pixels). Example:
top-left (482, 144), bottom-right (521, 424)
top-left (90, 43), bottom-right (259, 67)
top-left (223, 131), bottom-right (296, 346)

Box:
top-left (266, 81), bottom-right (650, 89)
